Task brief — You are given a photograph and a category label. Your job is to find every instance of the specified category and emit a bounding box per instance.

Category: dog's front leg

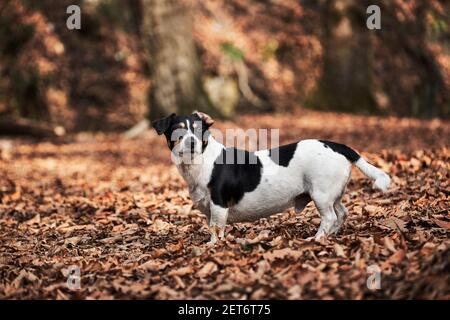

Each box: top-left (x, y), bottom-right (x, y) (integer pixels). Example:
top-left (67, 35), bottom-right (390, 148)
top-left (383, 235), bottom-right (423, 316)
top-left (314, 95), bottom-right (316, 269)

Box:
top-left (207, 204), bottom-right (228, 245)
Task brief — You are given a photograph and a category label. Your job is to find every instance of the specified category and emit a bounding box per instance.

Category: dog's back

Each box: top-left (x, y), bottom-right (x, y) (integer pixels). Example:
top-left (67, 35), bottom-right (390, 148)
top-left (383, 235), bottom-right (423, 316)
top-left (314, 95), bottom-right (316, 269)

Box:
top-left (228, 139), bottom-right (352, 222)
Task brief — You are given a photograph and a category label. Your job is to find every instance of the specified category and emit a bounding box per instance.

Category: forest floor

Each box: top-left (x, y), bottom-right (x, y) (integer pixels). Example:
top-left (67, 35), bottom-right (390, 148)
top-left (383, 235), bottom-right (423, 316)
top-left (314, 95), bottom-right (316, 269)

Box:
top-left (0, 111), bottom-right (449, 299)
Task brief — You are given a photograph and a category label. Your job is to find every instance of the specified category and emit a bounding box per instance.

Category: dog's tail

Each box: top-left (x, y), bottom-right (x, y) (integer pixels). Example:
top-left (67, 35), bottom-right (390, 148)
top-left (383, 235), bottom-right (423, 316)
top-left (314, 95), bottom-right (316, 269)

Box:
top-left (319, 140), bottom-right (391, 192)
top-left (354, 157), bottom-right (391, 192)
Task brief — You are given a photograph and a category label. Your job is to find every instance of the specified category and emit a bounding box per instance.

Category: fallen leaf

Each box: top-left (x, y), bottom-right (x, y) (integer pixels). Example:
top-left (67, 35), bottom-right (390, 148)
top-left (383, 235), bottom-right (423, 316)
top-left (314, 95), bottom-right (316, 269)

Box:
top-left (420, 242), bottom-right (436, 256)
top-left (364, 205), bottom-right (380, 215)
top-left (383, 236), bottom-right (397, 253)
top-left (263, 248), bottom-right (301, 262)
top-left (139, 260), bottom-right (170, 271)
top-left (434, 219), bottom-right (450, 230)
top-left (168, 266), bottom-right (194, 277)
top-left (334, 243), bottom-right (346, 258)
top-left (242, 229), bottom-right (271, 244)
top-left (64, 236), bottom-right (83, 246)
top-left (196, 262), bottom-right (218, 278)
top-left (380, 217), bottom-right (408, 233)
top-left (10, 186), bottom-right (22, 201)
top-left (13, 270), bottom-right (38, 288)
top-left (57, 224), bottom-right (96, 233)
top-left (25, 214), bottom-right (41, 225)
top-left (381, 249), bottom-right (406, 269)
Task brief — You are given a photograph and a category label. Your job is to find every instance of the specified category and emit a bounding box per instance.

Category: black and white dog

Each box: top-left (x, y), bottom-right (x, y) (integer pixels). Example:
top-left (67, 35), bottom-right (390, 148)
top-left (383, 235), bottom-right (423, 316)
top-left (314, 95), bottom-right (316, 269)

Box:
top-left (153, 112), bottom-right (390, 244)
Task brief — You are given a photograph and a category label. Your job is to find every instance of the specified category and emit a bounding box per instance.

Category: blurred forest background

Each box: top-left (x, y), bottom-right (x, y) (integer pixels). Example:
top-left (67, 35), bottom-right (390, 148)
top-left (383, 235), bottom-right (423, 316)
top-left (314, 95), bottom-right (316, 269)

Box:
top-left (0, 0), bottom-right (449, 135)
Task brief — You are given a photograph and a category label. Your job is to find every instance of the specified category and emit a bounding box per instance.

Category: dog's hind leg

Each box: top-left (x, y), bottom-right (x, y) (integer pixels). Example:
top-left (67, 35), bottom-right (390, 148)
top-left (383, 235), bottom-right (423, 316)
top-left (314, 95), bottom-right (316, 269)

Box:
top-left (294, 193), bottom-right (311, 214)
top-left (329, 173), bottom-right (351, 235)
top-left (330, 199), bottom-right (348, 235)
top-left (311, 192), bottom-right (338, 240)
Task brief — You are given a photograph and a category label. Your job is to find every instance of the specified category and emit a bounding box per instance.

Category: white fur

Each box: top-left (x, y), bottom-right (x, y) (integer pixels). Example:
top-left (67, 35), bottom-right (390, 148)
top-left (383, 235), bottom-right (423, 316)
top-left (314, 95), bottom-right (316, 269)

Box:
top-left (355, 158), bottom-right (391, 192)
top-left (174, 137), bottom-right (390, 242)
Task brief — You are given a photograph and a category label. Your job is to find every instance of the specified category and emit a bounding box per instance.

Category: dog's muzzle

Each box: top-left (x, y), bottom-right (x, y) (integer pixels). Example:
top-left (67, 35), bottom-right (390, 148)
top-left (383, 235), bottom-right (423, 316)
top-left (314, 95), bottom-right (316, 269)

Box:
top-left (184, 136), bottom-right (197, 153)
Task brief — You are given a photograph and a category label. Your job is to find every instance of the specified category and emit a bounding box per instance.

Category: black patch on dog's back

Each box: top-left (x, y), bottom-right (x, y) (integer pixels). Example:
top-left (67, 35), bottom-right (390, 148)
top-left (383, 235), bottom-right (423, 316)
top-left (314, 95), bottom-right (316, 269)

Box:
top-left (268, 142), bottom-right (298, 167)
top-left (208, 148), bottom-right (263, 208)
top-left (319, 140), bottom-right (360, 163)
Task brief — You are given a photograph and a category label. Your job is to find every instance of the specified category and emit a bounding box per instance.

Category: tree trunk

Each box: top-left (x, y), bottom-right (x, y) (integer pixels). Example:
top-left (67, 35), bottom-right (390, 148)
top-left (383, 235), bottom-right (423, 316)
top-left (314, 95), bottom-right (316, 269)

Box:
top-left (314, 0), bottom-right (376, 113)
top-left (141, 0), bottom-right (219, 120)
top-left (414, 1), bottom-right (440, 118)
top-left (376, 0), bottom-right (446, 118)
top-left (126, 0), bottom-right (143, 37)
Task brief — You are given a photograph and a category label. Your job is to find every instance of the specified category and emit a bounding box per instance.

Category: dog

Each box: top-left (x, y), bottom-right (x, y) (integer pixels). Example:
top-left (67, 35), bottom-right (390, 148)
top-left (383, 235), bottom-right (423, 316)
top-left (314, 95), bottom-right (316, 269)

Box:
top-left (152, 111), bottom-right (391, 244)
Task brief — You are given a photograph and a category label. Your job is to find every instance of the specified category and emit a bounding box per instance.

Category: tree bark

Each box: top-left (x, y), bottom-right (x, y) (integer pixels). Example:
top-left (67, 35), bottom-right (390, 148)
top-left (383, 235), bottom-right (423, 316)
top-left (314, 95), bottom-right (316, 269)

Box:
top-left (142, 0), bottom-right (220, 120)
top-left (314, 0), bottom-right (376, 113)
top-left (376, 0), bottom-right (446, 118)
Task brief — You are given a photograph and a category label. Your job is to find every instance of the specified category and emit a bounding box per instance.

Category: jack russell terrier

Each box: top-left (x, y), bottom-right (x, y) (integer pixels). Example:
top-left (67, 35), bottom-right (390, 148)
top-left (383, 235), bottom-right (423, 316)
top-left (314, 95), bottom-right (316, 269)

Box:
top-left (153, 112), bottom-right (391, 245)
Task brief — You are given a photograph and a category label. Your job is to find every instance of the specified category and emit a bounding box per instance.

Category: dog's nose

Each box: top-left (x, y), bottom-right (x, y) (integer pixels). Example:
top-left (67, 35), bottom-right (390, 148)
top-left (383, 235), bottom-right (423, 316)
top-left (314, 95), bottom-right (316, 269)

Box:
top-left (184, 137), bottom-right (196, 152)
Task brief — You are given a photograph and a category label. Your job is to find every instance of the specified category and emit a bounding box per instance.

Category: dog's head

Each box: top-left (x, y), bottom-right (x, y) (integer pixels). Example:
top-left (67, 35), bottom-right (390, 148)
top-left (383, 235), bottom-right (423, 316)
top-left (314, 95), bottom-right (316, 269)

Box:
top-left (152, 111), bottom-right (214, 160)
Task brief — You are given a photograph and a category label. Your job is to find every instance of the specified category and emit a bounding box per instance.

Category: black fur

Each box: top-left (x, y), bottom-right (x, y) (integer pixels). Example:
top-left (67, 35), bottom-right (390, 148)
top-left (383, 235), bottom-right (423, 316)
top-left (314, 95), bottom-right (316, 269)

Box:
top-left (319, 140), bottom-right (360, 163)
top-left (152, 113), bottom-right (175, 135)
top-left (268, 142), bottom-right (298, 167)
top-left (208, 148), bottom-right (263, 208)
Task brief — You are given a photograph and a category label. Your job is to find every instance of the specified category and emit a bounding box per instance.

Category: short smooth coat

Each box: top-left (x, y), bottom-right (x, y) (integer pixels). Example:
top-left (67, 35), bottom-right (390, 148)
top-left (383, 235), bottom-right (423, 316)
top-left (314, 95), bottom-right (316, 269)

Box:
top-left (178, 137), bottom-right (351, 222)
top-left (153, 112), bottom-right (390, 242)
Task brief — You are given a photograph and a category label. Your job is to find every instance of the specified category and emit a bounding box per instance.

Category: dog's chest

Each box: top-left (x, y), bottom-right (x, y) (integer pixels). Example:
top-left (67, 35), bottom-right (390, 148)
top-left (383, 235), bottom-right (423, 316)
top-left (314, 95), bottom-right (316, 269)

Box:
top-left (178, 163), bottom-right (213, 213)
top-left (188, 180), bottom-right (212, 220)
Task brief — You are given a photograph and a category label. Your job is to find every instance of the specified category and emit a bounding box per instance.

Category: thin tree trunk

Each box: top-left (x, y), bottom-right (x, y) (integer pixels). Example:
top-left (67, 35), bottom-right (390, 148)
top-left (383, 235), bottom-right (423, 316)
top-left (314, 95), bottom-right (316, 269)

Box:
top-left (126, 0), bottom-right (143, 37)
top-left (142, 0), bottom-right (220, 120)
top-left (376, 0), bottom-right (446, 118)
top-left (315, 0), bottom-right (375, 113)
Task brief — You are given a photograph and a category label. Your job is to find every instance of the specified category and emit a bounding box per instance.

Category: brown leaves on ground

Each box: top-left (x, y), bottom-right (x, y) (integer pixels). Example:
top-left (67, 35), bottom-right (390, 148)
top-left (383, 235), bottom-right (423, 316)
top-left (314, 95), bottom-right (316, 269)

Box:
top-left (0, 111), bottom-right (449, 299)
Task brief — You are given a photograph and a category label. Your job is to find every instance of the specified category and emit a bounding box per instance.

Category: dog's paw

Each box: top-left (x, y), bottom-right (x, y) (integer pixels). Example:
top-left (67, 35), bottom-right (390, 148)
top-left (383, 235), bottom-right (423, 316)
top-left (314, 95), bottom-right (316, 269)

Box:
top-left (314, 231), bottom-right (326, 241)
top-left (329, 222), bottom-right (343, 235)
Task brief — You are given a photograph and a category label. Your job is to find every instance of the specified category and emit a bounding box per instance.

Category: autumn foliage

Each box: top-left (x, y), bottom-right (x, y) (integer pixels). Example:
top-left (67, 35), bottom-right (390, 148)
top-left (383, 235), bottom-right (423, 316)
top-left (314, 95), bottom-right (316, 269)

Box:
top-left (0, 112), bottom-right (448, 299)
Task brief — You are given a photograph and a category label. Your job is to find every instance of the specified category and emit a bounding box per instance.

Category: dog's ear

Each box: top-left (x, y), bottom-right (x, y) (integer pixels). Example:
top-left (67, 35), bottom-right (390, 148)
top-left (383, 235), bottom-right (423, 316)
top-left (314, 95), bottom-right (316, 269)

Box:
top-left (152, 113), bottom-right (176, 135)
top-left (193, 111), bottom-right (214, 127)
